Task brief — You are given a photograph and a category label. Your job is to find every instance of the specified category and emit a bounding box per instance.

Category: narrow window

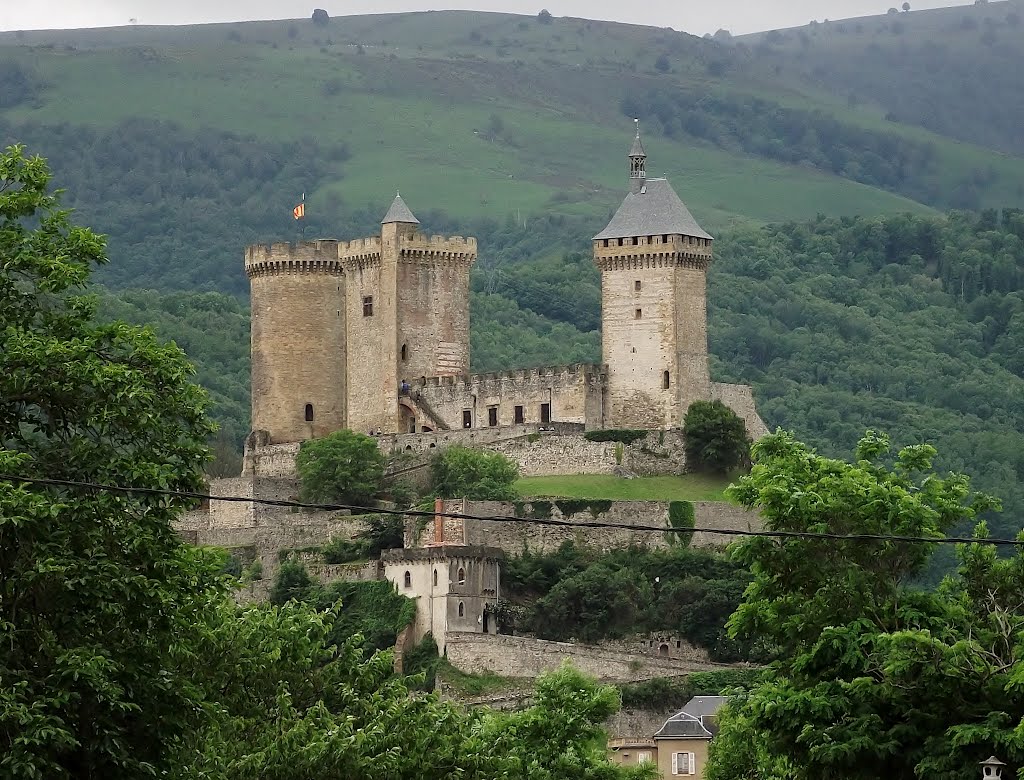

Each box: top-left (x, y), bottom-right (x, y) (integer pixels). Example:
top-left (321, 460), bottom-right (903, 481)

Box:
top-left (462, 409), bottom-right (472, 428)
top-left (631, 347), bottom-right (637, 354)
top-left (458, 601), bottom-right (465, 617)
top-left (304, 403), bottom-right (314, 422)
top-left (403, 571), bottom-right (411, 588)
top-left (540, 403), bottom-right (551, 424)
top-left (635, 308), bottom-right (642, 319)
top-left (663, 371), bottom-right (671, 389)
top-left (487, 407), bottom-right (498, 427)
top-left (457, 567), bottom-right (466, 585)
top-left (634, 280), bottom-right (641, 292)
top-left (401, 344), bottom-right (408, 361)
top-left (514, 405), bottom-right (524, 424)
top-left (662, 234), bottom-right (669, 242)
top-left (433, 569), bottom-right (438, 587)
top-left (362, 296), bottom-right (373, 316)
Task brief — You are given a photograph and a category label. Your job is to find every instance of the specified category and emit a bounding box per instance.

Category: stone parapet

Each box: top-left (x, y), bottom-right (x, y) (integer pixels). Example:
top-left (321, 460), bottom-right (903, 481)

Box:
top-left (244, 240), bottom-right (345, 277)
top-left (444, 632), bottom-right (730, 682)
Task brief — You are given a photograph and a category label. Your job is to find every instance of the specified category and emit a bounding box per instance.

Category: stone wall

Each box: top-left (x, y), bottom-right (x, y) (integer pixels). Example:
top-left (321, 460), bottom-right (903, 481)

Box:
top-left (489, 429), bottom-right (686, 477)
top-left (423, 499), bottom-right (760, 554)
top-left (415, 363), bottom-right (606, 431)
top-left (710, 382), bottom-right (770, 440)
top-left (444, 632), bottom-right (727, 682)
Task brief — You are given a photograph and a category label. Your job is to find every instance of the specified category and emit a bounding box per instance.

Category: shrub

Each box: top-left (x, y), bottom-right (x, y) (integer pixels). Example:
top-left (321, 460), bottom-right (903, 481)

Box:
top-left (584, 429), bottom-right (648, 445)
top-left (269, 561), bottom-right (316, 605)
top-left (667, 500), bottom-right (695, 547)
top-left (296, 429), bottom-right (385, 507)
top-left (537, 8), bottom-right (553, 23)
top-left (430, 446), bottom-right (519, 500)
top-left (404, 634), bottom-right (440, 690)
top-left (683, 400), bottom-right (750, 474)
top-left (312, 8), bottom-right (330, 25)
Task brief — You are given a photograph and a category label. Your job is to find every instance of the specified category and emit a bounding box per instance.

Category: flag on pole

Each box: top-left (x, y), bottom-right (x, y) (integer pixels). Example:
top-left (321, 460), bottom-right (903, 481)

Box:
top-left (293, 202), bottom-right (305, 220)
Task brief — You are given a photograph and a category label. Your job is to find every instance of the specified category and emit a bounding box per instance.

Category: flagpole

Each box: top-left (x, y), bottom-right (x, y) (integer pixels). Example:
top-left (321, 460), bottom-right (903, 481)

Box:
top-left (300, 192), bottom-right (306, 241)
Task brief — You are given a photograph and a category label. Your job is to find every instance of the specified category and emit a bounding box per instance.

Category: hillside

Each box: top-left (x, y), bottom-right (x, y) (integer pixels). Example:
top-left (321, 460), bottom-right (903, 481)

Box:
top-left (740, 0), bottom-right (1024, 157)
top-left (4, 6), bottom-right (1024, 541)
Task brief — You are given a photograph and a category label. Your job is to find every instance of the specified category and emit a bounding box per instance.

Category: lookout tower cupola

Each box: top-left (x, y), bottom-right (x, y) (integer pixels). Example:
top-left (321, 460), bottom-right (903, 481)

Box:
top-left (629, 118), bottom-right (647, 194)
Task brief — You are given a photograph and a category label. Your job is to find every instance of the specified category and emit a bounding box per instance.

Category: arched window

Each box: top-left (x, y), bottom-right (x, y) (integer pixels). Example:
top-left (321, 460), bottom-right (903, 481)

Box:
top-left (403, 571), bottom-right (411, 588)
top-left (457, 567), bottom-right (466, 585)
top-left (401, 343), bottom-right (408, 361)
top-left (304, 403), bottom-right (314, 422)
top-left (663, 371), bottom-right (671, 389)
top-left (433, 569), bottom-right (438, 587)
top-left (458, 601), bottom-right (465, 618)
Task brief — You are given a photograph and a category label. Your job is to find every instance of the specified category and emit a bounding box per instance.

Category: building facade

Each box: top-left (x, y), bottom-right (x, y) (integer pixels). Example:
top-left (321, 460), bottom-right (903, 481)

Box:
top-left (246, 127), bottom-right (763, 444)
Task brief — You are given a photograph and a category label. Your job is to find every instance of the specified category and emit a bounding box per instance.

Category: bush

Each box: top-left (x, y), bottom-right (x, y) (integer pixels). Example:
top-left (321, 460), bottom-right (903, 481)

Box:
top-left (312, 8), bottom-right (330, 25)
top-left (296, 429), bottom-right (385, 507)
top-left (404, 634), bottom-right (440, 690)
top-left (269, 561), bottom-right (316, 605)
top-left (537, 8), bottom-right (553, 23)
top-left (667, 500), bottom-right (695, 547)
top-left (683, 401), bottom-right (750, 474)
top-left (583, 429), bottom-right (648, 445)
top-left (430, 446), bottom-right (519, 500)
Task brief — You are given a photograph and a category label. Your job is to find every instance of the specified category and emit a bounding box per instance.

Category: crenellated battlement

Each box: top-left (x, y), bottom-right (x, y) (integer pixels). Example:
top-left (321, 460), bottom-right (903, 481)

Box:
top-left (592, 233), bottom-right (712, 272)
top-left (400, 233), bottom-right (478, 264)
top-left (420, 362), bottom-right (606, 391)
top-left (245, 240), bottom-right (344, 278)
top-left (337, 235), bottom-right (384, 257)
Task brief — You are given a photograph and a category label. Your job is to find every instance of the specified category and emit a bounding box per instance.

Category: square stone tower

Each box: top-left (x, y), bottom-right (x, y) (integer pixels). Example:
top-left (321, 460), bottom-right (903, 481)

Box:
top-left (593, 124), bottom-right (713, 429)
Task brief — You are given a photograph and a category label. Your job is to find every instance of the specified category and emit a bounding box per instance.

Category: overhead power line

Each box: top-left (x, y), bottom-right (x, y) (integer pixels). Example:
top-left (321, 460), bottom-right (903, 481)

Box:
top-left (0, 473), bottom-right (1020, 547)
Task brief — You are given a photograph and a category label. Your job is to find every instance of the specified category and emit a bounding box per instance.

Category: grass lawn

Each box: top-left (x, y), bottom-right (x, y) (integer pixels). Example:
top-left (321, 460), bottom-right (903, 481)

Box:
top-left (515, 473), bottom-right (736, 502)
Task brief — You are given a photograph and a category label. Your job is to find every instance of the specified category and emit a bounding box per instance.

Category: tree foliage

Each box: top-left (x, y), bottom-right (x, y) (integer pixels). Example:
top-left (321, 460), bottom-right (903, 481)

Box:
top-left (706, 430), bottom-right (1018, 780)
top-left (503, 542), bottom-right (752, 660)
top-left (296, 429), bottom-right (385, 507)
top-left (684, 400), bottom-right (750, 473)
top-left (0, 145), bottom-right (225, 777)
top-left (430, 445), bottom-right (519, 500)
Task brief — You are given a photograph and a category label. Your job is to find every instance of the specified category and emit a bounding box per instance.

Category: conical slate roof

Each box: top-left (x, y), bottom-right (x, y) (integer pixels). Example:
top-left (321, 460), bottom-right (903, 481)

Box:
top-left (593, 178), bottom-right (712, 241)
top-left (630, 131), bottom-right (646, 158)
top-left (381, 193), bottom-right (420, 225)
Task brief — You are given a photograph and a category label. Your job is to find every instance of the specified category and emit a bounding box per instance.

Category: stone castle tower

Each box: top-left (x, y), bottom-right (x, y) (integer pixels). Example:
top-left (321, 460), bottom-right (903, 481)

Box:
top-left (246, 195), bottom-right (477, 443)
top-left (593, 123), bottom-right (714, 429)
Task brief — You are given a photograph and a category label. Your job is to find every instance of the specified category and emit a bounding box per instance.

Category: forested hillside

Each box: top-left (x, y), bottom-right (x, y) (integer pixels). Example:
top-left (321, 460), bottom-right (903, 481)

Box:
top-left (4, 6), bottom-right (1023, 540)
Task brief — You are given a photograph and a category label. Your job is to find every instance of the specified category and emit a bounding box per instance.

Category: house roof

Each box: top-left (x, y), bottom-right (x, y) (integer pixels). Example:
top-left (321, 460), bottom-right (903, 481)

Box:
top-left (593, 178), bottom-right (712, 241)
top-left (683, 695), bottom-right (728, 719)
top-left (381, 193), bottom-right (420, 225)
top-left (653, 696), bottom-right (728, 740)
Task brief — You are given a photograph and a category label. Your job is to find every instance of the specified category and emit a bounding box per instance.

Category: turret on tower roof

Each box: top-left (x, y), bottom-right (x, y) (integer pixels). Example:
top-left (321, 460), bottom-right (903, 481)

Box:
top-left (381, 192), bottom-right (420, 225)
top-left (594, 121), bottom-right (711, 241)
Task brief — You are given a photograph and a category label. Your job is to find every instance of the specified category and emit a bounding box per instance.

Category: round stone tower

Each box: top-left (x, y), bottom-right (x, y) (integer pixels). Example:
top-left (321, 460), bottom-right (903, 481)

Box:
top-left (246, 240), bottom-right (346, 444)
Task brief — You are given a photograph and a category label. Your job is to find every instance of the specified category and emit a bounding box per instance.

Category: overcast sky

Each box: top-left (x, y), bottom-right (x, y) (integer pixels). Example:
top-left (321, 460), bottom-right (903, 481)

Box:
top-left (0, 0), bottom-right (969, 36)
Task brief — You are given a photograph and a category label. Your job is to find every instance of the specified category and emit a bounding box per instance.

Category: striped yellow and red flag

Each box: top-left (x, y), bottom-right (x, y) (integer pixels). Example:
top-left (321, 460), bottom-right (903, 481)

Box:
top-left (293, 202), bottom-right (305, 220)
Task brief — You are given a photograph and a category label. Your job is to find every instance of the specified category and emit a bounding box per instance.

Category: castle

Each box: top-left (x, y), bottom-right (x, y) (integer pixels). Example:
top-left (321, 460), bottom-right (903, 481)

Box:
top-left (244, 125), bottom-right (766, 446)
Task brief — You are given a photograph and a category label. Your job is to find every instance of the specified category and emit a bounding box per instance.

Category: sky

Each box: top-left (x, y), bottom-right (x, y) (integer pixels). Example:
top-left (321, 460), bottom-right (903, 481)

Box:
top-left (0, 0), bottom-right (969, 36)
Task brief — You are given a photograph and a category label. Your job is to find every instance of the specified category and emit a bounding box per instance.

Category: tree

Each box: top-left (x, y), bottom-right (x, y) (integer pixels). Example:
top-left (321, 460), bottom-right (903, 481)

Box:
top-left (311, 8), bottom-right (329, 25)
top-left (537, 8), bottom-right (553, 23)
top-left (654, 53), bottom-right (671, 73)
top-left (0, 145), bottom-right (225, 776)
top-left (295, 429), bottom-right (385, 507)
top-left (902, 1), bottom-right (911, 10)
top-left (706, 430), bottom-right (1018, 780)
top-left (430, 445), bottom-right (519, 500)
top-left (683, 400), bottom-right (750, 473)
top-left (888, 7), bottom-right (899, 14)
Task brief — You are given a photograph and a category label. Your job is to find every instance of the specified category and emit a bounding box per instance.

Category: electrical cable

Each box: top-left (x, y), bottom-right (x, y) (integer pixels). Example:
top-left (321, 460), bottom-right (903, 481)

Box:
top-left (1, 472), bottom-right (1019, 546)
